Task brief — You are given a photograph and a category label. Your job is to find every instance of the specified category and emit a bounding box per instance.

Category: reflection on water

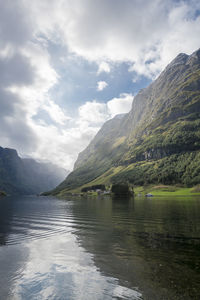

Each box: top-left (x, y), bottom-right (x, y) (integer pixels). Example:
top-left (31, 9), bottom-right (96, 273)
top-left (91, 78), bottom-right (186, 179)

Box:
top-left (0, 195), bottom-right (200, 299)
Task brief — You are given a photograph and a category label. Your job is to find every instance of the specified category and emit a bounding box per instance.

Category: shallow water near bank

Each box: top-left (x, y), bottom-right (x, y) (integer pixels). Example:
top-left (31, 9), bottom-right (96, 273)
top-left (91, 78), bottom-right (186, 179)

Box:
top-left (0, 195), bottom-right (200, 299)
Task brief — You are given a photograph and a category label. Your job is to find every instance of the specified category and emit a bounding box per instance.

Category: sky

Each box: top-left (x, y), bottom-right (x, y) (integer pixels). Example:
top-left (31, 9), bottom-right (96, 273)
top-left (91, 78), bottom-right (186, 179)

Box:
top-left (0, 0), bottom-right (200, 170)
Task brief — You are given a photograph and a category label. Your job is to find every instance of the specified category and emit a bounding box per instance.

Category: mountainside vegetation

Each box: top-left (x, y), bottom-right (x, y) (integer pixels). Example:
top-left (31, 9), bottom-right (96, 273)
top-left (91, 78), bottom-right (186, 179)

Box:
top-left (0, 146), bottom-right (67, 195)
top-left (51, 49), bottom-right (200, 196)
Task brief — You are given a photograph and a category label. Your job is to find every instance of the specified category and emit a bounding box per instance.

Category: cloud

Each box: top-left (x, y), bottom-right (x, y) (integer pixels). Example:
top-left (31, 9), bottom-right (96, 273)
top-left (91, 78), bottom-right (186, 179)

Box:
top-left (0, 53), bottom-right (35, 86)
top-left (0, 41), bottom-right (59, 155)
top-left (97, 62), bottom-right (111, 74)
top-left (78, 93), bottom-right (133, 125)
top-left (31, 0), bottom-right (200, 79)
top-left (97, 81), bottom-right (108, 91)
top-left (32, 93), bottom-right (132, 169)
top-left (0, 90), bottom-right (38, 153)
top-left (107, 93), bottom-right (133, 118)
top-left (43, 100), bottom-right (71, 125)
top-left (0, 0), bottom-right (60, 161)
top-left (0, 0), bottom-right (33, 47)
top-left (78, 101), bottom-right (108, 124)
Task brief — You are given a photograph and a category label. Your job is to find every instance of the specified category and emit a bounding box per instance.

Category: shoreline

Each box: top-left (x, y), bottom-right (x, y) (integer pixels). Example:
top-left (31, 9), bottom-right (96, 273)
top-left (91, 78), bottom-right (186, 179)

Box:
top-left (54, 184), bottom-right (200, 199)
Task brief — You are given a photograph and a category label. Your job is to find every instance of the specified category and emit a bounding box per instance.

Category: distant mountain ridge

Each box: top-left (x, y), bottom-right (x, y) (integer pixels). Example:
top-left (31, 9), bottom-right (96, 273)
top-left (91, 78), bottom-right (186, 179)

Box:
top-left (0, 146), bottom-right (67, 195)
top-left (52, 49), bottom-right (200, 195)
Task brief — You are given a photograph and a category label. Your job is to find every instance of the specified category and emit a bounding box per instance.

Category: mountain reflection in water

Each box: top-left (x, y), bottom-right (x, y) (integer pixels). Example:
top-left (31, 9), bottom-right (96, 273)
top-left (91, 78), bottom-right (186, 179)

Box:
top-left (0, 195), bottom-right (200, 299)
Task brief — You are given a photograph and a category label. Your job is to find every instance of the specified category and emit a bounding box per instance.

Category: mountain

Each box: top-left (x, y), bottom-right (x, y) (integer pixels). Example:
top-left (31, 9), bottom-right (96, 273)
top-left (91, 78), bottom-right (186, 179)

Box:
top-left (53, 49), bottom-right (200, 196)
top-left (0, 146), bottom-right (67, 195)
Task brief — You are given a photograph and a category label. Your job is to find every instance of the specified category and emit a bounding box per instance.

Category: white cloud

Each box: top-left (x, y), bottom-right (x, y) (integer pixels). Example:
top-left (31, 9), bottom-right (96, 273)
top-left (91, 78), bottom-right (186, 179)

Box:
top-left (30, 0), bottom-right (200, 79)
top-left (78, 101), bottom-right (108, 124)
top-left (107, 93), bottom-right (133, 118)
top-left (97, 81), bottom-right (108, 91)
top-left (97, 62), bottom-right (111, 74)
top-left (78, 93), bottom-right (133, 126)
top-left (43, 100), bottom-right (71, 125)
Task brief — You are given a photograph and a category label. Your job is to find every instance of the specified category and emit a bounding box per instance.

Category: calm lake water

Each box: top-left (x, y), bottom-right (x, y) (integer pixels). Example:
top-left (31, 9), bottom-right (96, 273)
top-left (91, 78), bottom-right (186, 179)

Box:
top-left (0, 195), bottom-right (200, 300)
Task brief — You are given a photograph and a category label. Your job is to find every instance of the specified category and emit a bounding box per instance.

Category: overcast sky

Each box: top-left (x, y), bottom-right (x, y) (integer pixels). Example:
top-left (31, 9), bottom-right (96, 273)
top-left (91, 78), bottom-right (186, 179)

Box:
top-left (0, 0), bottom-right (200, 170)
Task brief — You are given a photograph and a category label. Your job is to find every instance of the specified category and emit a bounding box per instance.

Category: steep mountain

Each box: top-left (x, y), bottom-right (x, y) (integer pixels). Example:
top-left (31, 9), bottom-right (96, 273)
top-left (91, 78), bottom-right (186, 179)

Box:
top-left (0, 146), bottom-right (67, 195)
top-left (53, 49), bottom-right (200, 195)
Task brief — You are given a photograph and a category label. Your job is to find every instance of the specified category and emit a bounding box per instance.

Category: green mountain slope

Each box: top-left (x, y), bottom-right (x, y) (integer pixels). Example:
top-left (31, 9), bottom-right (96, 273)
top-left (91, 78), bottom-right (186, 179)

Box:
top-left (53, 49), bottom-right (200, 195)
top-left (0, 146), bottom-right (67, 195)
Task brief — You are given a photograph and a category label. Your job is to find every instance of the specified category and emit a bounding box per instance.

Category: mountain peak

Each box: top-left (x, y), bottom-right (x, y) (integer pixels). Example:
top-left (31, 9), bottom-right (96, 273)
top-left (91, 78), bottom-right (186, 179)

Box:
top-left (164, 48), bottom-right (200, 72)
top-left (113, 113), bottom-right (126, 120)
top-left (167, 52), bottom-right (188, 70)
top-left (187, 48), bottom-right (200, 65)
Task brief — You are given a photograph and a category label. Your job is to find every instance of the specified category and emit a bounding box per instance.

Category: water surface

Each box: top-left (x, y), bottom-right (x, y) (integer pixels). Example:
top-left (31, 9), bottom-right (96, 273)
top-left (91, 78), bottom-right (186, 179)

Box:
top-left (0, 195), bottom-right (200, 299)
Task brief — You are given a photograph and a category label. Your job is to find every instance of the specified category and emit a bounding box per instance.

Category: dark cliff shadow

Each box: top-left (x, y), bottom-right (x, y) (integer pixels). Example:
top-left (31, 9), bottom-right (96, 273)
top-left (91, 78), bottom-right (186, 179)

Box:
top-left (0, 197), bottom-right (14, 245)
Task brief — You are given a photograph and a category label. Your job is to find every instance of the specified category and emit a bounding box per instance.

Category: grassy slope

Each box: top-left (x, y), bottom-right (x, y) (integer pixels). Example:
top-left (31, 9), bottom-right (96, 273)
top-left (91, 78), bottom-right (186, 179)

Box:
top-left (134, 185), bottom-right (200, 197)
top-left (56, 118), bottom-right (200, 197)
top-left (56, 152), bottom-right (200, 198)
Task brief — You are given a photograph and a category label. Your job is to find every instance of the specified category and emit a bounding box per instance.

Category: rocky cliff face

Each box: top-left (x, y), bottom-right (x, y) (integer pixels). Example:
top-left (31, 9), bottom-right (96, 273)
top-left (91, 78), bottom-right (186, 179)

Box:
top-left (0, 146), bottom-right (67, 195)
top-left (74, 113), bottom-right (127, 170)
top-left (54, 49), bottom-right (200, 194)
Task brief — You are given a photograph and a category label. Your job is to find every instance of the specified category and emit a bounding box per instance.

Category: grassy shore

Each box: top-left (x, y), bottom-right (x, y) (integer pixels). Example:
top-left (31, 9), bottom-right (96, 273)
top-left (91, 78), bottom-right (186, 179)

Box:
top-left (134, 185), bottom-right (200, 197)
top-left (55, 184), bottom-right (200, 199)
